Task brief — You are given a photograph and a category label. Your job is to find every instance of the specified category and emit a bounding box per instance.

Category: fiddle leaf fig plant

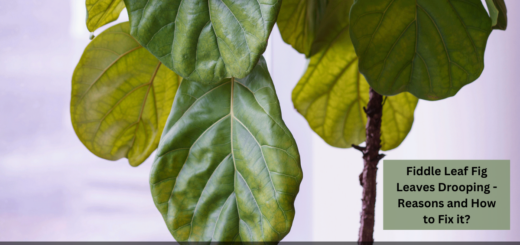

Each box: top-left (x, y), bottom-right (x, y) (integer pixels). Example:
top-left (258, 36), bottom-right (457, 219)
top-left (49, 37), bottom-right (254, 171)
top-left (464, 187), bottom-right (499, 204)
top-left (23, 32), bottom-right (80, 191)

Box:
top-left (152, 57), bottom-right (301, 241)
top-left (290, 0), bottom-right (418, 150)
top-left (123, 0), bottom-right (281, 84)
top-left (279, 0), bottom-right (507, 243)
top-left (72, 0), bottom-right (507, 242)
top-left (72, 0), bottom-right (301, 243)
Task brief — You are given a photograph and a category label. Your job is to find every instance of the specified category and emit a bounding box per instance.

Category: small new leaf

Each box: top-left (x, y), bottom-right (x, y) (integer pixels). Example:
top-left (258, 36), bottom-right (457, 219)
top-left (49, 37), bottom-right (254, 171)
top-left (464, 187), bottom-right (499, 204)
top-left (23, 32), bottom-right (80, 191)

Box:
top-left (349, 0), bottom-right (492, 100)
top-left (124, 0), bottom-right (281, 84)
top-left (485, 0), bottom-right (507, 30)
top-left (151, 57), bottom-right (302, 242)
top-left (292, 0), bottom-right (417, 151)
top-left (71, 22), bottom-right (181, 166)
top-left (86, 0), bottom-right (126, 32)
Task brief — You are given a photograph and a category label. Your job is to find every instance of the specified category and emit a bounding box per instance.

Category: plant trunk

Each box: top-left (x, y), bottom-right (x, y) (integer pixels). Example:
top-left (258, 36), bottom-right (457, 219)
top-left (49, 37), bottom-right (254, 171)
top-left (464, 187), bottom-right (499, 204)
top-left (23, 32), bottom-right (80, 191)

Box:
top-left (354, 87), bottom-right (385, 245)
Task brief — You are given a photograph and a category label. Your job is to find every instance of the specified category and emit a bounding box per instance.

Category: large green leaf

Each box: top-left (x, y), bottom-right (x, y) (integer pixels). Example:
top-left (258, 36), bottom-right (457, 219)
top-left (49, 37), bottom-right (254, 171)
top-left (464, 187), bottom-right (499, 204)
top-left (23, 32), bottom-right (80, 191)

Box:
top-left (86, 0), bottom-right (126, 32)
top-left (349, 0), bottom-right (492, 100)
top-left (485, 0), bottom-right (507, 30)
top-left (277, 0), bottom-right (328, 57)
top-left (124, 0), bottom-right (281, 84)
top-left (71, 22), bottom-right (181, 167)
top-left (151, 57), bottom-right (302, 242)
top-left (292, 0), bottom-right (417, 151)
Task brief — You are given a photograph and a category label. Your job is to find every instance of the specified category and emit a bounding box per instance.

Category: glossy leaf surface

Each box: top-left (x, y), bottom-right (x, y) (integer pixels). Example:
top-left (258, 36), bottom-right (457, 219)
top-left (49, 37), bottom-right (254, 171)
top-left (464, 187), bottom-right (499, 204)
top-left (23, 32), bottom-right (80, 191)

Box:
top-left (292, 0), bottom-right (417, 150)
top-left (277, 0), bottom-right (328, 57)
top-left (124, 0), bottom-right (281, 84)
top-left (350, 0), bottom-right (492, 100)
top-left (71, 22), bottom-right (180, 166)
top-left (86, 0), bottom-right (126, 32)
top-left (485, 0), bottom-right (507, 30)
top-left (151, 57), bottom-right (302, 242)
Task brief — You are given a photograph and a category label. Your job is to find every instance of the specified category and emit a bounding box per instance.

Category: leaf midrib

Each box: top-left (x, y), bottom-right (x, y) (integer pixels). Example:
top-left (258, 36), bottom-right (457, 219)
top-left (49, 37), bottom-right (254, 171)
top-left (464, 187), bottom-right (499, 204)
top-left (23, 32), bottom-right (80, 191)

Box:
top-left (127, 62), bottom-right (162, 153)
top-left (164, 78), bottom-right (290, 240)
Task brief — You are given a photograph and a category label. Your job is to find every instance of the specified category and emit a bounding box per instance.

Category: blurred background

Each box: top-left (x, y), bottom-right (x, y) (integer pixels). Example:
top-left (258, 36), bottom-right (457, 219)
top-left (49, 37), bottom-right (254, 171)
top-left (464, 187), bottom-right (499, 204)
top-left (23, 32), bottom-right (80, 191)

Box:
top-left (0, 0), bottom-right (519, 241)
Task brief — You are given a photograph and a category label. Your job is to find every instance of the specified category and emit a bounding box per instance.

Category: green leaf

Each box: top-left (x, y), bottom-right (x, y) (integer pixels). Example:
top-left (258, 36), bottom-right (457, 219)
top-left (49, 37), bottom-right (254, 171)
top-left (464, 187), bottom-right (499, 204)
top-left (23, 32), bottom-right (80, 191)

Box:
top-left (124, 0), bottom-right (281, 84)
top-left (380, 93), bottom-right (417, 151)
top-left (151, 57), bottom-right (302, 242)
top-left (485, 0), bottom-right (507, 30)
top-left (86, 0), bottom-right (126, 32)
top-left (71, 22), bottom-right (181, 167)
top-left (349, 0), bottom-right (492, 100)
top-left (277, 0), bottom-right (328, 57)
top-left (292, 0), bottom-right (417, 150)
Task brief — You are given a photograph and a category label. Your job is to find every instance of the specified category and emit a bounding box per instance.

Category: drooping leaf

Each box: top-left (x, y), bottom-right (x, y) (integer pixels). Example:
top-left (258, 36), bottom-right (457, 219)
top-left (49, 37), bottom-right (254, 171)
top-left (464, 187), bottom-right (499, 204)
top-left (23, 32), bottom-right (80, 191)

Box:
top-left (86, 0), bottom-right (126, 32)
top-left (277, 0), bottom-right (328, 57)
top-left (71, 22), bottom-right (181, 167)
top-left (151, 57), bottom-right (302, 242)
top-left (349, 0), bottom-right (492, 100)
top-left (124, 0), bottom-right (281, 84)
top-left (485, 0), bottom-right (507, 30)
top-left (292, 0), bottom-right (417, 151)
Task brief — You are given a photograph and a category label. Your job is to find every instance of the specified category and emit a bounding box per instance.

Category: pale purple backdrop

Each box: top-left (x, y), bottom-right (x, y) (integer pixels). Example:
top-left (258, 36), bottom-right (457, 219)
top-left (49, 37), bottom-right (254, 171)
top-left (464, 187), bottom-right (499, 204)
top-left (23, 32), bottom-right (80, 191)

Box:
top-left (0, 0), bottom-right (519, 241)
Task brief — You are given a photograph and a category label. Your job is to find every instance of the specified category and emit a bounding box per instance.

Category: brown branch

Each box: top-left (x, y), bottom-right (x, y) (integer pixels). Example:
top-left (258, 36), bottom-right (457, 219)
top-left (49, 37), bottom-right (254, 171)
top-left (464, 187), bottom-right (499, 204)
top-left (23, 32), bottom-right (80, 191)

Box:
top-left (352, 144), bottom-right (366, 153)
top-left (358, 88), bottom-right (384, 245)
